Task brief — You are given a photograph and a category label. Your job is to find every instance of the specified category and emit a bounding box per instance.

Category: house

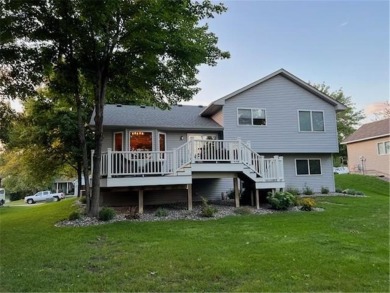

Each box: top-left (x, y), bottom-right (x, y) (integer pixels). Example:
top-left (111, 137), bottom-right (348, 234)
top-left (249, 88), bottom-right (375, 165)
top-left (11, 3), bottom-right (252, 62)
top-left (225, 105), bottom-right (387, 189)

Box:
top-left (90, 69), bottom-right (346, 212)
top-left (342, 118), bottom-right (390, 177)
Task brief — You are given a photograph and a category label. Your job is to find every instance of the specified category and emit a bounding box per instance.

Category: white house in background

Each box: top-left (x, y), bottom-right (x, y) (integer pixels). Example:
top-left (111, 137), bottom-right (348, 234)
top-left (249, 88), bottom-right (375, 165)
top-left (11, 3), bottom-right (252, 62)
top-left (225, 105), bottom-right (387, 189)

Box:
top-left (90, 69), bottom-right (346, 213)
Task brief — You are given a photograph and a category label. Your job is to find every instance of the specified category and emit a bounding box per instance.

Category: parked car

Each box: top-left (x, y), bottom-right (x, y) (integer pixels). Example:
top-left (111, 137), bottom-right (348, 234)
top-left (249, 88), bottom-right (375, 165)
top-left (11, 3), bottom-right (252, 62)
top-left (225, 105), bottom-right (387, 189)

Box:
top-left (333, 167), bottom-right (349, 174)
top-left (24, 190), bottom-right (65, 204)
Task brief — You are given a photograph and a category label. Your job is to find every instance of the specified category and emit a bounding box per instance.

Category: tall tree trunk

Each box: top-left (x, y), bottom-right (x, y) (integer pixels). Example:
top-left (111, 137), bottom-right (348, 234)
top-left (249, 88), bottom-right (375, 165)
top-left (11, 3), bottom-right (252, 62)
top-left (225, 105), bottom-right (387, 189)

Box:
top-left (75, 93), bottom-right (90, 205)
top-left (89, 68), bottom-right (108, 217)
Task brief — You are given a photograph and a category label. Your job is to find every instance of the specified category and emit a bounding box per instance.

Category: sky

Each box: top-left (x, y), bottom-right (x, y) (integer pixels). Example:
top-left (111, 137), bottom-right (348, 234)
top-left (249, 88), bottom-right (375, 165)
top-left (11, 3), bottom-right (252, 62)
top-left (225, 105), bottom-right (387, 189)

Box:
top-left (185, 0), bottom-right (389, 121)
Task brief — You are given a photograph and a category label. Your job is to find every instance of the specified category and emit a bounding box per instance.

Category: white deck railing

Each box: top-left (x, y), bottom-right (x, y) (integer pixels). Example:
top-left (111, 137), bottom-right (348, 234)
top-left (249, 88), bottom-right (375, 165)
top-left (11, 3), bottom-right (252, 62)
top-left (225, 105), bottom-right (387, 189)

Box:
top-left (94, 139), bottom-right (284, 182)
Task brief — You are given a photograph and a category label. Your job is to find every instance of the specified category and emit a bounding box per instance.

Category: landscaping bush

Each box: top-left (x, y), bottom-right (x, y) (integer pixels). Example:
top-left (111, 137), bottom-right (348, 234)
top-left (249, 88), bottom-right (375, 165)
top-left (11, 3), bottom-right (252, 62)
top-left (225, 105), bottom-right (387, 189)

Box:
top-left (9, 192), bottom-right (23, 201)
top-left (201, 197), bottom-right (217, 217)
top-left (266, 191), bottom-right (295, 210)
top-left (98, 207), bottom-right (116, 221)
top-left (234, 206), bottom-right (253, 215)
top-left (321, 186), bottom-right (329, 194)
top-left (285, 187), bottom-right (300, 196)
top-left (155, 207), bottom-right (169, 217)
top-left (68, 211), bottom-right (81, 221)
top-left (125, 206), bottom-right (140, 219)
top-left (79, 196), bottom-right (87, 204)
top-left (299, 197), bottom-right (316, 211)
top-left (302, 185), bottom-right (314, 195)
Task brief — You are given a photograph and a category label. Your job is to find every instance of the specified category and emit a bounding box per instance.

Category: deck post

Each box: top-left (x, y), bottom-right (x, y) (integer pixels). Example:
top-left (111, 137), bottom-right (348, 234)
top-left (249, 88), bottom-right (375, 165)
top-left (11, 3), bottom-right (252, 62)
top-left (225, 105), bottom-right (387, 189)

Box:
top-left (250, 189), bottom-right (254, 206)
top-left (187, 184), bottom-right (193, 211)
top-left (255, 189), bottom-right (260, 209)
top-left (138, 189), bottom-right (144, 214)
top-left (233, 177), bottom-right (240, 208)
top-left (107, 148), bottom-right (112, 178)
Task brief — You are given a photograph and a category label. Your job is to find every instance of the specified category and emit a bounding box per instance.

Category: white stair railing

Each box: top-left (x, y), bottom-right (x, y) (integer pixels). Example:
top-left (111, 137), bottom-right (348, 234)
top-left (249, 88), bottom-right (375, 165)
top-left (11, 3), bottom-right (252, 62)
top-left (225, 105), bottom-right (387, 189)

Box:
top-left (98, 139), bottom-right (284, 182)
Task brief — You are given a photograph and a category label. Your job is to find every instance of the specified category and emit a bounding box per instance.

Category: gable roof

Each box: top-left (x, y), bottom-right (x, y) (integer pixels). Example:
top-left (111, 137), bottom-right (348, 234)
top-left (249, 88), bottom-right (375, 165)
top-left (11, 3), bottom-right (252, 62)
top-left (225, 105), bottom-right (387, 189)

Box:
top-left (342, 118), bottom-right (390, 144)
top-left (92, 104), bottom-right (222, 131)
top-left (200, 68), bottom-right (347, 116)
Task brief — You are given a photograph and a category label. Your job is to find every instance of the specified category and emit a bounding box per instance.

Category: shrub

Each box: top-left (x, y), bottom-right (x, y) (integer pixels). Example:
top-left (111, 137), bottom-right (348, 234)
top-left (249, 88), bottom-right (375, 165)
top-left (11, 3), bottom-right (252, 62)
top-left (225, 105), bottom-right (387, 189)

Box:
top-left (285, 187), bottom-right (300, 196)
top-left (201, 197), bottom-right (217, 217)
top-left (335, 187), bottom-right (343, 193)
top-left (299, 198), bottom-right (316, 211)
top-left (98, 207), bottom-right (116, 221)
top-left (302, 185), bottom-right (314, 195)
top-left (342, 189), bottom-right (365, 196)
top-left (10, 193), bottom-right (22, 201)
top-left (125, 206), bottom-right (140, 219)
top-left (68, 211), bottom-right (81, 221)
top-left (155, 207), bottom-right (169, 217)
top-left (266, 192), bottom-right (295, 210)
top-left (234, 206), bottom-right (253, 215)
top-left (321, 186), bottom-right (330, 194)
top-left (343, 189), bottom-right (356, 195)
top-left (79, 196), bottom-right (87, 204)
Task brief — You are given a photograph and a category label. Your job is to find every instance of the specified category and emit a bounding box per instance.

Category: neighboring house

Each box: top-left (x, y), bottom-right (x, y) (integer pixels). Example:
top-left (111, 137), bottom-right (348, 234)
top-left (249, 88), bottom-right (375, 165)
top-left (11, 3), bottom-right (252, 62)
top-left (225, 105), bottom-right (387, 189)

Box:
top-left (342, 118), bottom-right (390, 177)
top-left (52, 178), bottom-right (75, 195)
top-left (90, 69), bottom-right (346, 212)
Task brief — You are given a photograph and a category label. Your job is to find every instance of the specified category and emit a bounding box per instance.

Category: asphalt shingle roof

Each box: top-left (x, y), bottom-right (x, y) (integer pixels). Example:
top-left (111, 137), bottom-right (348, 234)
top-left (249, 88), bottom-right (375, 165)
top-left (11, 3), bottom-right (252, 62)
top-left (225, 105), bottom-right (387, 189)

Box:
top-left (342, 118), bottom-right (390, 144)
top-left (91, 104), bottom-right (223, 130)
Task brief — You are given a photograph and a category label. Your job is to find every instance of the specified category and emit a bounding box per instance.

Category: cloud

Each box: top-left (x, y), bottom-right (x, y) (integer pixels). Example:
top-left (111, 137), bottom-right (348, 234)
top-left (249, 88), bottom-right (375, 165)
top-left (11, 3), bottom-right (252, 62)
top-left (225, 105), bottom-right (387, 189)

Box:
top-left (339, 21), bottom-right (348, 27)
top-left (364, 101), bottom-right (388, 115)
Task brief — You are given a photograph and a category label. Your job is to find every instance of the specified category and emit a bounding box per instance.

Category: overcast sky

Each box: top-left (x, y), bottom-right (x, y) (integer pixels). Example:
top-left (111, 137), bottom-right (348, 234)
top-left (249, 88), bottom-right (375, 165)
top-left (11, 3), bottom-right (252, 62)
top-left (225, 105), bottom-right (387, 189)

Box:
top-left (186, 0), bottom-right (389, 120)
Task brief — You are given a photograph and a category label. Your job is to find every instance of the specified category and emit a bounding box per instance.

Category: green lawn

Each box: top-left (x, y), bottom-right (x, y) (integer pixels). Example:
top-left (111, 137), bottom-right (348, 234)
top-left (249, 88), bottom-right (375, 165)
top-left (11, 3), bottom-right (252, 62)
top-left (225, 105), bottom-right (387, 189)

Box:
top-left (0, 174), bottom-right (389, 292)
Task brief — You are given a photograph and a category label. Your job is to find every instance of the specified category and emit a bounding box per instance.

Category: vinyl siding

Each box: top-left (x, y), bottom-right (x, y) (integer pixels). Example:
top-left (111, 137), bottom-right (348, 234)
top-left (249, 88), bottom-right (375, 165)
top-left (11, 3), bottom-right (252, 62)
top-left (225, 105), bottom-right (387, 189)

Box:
top-left (211, 110), bottom-right (224, 126)
top-left (346, 136), bottom-right (390, 176)
top-left (222, 75), bottom-right (339, 153)
top-left (283, 153), bottom-right (335, 192)
top-left (193, 178), bottom-right (233, 200)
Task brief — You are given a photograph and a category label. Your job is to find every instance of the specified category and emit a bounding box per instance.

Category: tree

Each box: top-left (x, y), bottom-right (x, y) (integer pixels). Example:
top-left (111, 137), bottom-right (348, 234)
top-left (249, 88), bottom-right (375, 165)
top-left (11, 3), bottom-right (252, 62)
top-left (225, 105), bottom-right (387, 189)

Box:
top-left (311, 83), bottom-right (365, 161)
top-left (0, 98), bottom-right (18, 144)
top-left (0, 95), bottom-right (91, 195)
top-left (1, 0), bottom-right (230, 217)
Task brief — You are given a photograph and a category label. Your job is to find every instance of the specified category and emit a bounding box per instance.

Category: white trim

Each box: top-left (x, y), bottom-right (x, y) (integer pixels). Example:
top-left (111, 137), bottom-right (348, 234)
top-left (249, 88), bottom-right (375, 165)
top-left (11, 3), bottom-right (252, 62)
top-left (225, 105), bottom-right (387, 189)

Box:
top-left (377, 141), bottom-right (390, 155)
top-left (298, 110), bottom-right (325, 132)
top-left (295, 158), bottom-right (322, 176)
top-left (237, 107), bottom-right (267, 126)
top-left (113, 131), bottom-right (124, 151)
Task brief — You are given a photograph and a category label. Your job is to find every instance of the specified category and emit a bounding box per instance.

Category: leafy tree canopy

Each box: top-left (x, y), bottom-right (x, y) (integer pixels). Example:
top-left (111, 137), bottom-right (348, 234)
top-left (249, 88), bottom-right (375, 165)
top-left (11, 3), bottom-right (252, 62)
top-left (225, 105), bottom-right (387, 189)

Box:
top-left (1, 0), bottom-right (230, 216)
top-left (312, 82), bottom-right (365, 160)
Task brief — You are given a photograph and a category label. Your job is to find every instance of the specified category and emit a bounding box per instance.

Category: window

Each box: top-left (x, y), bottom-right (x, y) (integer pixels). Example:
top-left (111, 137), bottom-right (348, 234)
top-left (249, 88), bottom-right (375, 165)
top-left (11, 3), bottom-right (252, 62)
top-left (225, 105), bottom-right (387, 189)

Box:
top-left (377, 141), bottom-right (390, 155)
top-left (296, 159), bottom-right (322, 175)
top-left (159, 133), bottom-right (166, 159)
top-left (129, 131), bottom-right (152, 151)
top-left (113, 132), bottom-right (123, 151)
top-left (299, 110), bottom-right (324, 132)
top-left (238, 108), bottom-right (266, 126)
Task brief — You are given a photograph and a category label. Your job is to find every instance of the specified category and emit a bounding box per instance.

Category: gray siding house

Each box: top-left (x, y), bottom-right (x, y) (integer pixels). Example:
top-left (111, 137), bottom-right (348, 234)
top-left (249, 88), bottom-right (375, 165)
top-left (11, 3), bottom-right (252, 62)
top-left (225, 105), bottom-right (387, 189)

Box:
top-left (91, 69), bottom-right (346, 212)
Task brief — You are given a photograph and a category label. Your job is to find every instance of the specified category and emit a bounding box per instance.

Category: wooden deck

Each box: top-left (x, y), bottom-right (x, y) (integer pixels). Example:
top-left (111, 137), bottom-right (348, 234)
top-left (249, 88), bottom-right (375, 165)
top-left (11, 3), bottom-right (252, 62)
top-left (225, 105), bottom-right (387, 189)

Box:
top-left (95, 139), bottom-right (284, 188)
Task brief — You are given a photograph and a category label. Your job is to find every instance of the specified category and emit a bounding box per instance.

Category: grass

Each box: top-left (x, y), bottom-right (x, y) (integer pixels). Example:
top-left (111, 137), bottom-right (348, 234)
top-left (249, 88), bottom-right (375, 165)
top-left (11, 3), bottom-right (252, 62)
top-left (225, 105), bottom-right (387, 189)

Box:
top-left (0, 174), bottom-right (389, 292)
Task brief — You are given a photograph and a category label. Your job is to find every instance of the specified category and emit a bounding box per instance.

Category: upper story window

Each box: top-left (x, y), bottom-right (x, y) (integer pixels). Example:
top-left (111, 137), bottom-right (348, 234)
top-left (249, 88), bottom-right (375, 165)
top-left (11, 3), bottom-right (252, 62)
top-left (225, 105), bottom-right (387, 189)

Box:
top-left (129, 131), bottom-right (152, 151)
top-left (238, 108), bottom-right (266, 126)
top-left (377, 141), bottom-right (390, 155)
top-left (299, 110), bottom-right (324, 132)
top-left (296, 159), bottom-right (322, 175)
top-left (113, 132), bottom-right (123, 151)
